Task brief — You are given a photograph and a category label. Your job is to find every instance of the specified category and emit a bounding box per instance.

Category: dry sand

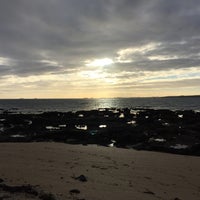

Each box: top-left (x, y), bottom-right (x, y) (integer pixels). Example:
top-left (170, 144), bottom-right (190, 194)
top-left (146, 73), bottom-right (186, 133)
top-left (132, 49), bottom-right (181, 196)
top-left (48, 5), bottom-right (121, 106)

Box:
top-left (0, 142), bottom-right (200, 200)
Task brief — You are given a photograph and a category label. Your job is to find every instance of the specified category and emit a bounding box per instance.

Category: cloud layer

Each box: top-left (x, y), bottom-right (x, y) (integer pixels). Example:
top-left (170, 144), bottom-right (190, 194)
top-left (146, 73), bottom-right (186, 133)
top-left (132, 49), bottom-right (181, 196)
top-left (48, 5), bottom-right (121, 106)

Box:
top-left (0, 0), bottom-right (200, 98)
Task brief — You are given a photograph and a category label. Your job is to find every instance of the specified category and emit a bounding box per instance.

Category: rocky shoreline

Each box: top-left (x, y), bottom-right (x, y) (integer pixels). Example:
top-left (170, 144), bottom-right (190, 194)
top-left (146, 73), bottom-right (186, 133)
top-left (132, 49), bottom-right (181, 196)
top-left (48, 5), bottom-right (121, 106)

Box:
top-left (0, 108), bottom-right (200, 156)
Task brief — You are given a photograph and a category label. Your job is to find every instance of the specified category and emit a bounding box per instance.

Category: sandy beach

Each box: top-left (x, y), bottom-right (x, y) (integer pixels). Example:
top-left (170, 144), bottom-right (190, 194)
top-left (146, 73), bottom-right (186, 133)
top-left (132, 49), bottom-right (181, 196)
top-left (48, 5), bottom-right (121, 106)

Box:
top-left (0, 142), bottom-right (200, 200)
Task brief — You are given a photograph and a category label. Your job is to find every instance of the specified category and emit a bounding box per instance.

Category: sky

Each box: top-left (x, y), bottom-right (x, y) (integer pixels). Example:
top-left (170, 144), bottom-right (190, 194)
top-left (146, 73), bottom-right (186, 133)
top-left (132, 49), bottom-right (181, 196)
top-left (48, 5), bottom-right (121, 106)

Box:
top-left (0, 0), bottom-right (200, 98)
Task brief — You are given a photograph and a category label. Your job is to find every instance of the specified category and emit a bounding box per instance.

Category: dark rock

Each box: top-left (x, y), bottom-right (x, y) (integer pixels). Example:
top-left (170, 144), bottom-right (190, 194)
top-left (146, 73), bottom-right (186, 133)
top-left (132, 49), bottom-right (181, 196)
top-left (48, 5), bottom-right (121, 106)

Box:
top-left (0, 108), bottom-right (200, 156)
top-left (0, 183), bottom-right (57, 200)
top-left (74, 175), bottom-right (87, 182)
top-left (0, 195), bottom-right (11, 200)
top-left (69, 189), bottom-right (80, 194)
top-left (0, 184), bottom-right (38, 196)
top-left (39, 193), bottom-right (56, 200)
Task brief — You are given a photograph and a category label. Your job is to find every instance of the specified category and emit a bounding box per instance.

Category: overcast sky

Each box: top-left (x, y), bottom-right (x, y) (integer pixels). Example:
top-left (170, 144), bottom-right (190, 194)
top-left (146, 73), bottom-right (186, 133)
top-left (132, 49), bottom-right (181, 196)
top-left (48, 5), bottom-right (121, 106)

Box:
top-left (0, 0), bottom-right (200, 98)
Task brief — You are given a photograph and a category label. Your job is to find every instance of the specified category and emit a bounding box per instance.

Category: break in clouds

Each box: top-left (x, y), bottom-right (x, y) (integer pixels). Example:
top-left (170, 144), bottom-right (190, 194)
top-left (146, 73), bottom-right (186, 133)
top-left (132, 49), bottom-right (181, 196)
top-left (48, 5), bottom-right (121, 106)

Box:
top-left (0, 0), bottom-right (200, 98)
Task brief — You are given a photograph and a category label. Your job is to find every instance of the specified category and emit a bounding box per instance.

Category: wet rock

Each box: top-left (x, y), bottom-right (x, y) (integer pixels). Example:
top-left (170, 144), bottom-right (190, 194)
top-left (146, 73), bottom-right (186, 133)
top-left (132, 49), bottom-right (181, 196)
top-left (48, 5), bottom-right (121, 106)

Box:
top-left (0, 108), bottom-right (200, 156)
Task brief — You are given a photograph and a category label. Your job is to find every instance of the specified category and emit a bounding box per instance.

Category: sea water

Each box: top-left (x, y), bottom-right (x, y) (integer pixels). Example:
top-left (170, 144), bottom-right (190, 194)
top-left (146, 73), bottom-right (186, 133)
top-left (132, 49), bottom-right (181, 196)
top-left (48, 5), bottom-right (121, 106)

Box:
top-left (0, 96), bottom-right (200, 113)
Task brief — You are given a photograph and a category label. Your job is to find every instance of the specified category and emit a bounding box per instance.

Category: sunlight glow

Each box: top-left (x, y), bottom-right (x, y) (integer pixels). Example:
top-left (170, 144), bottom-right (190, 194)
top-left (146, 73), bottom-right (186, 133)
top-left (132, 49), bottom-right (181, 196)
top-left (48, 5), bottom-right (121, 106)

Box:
top-left (85, 58), bottom-right (114, 67)
top-left (80, 70), bottom-right (106, 79)
top-left (148, 55), bottom-right (179, 61)
top-left (116, 43), bottom-right (160, 63)
top-left (0, 57), bottom-right (13, 65)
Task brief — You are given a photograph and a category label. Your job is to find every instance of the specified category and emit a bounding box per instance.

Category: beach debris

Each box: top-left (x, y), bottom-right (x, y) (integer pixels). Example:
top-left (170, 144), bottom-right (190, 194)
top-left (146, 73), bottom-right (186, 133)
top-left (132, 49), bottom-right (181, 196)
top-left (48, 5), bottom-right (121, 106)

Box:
top-left (178, 114), bottom-right (183, 118)
top-left (75, 125), bottom-right (87, 130)
top-left (69, 189), bottom-right (80, 194)
top-left (78, 114), bottom-right (84, 117)
top-left (74, 175), bottom-right (88, 182)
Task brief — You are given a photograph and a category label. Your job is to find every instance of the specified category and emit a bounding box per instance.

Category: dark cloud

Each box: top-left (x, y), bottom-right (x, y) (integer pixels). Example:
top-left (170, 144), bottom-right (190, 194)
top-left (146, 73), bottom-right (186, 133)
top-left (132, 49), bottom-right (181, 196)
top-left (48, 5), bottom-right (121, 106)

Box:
top-left (0, 0), bottom-right (200, 95)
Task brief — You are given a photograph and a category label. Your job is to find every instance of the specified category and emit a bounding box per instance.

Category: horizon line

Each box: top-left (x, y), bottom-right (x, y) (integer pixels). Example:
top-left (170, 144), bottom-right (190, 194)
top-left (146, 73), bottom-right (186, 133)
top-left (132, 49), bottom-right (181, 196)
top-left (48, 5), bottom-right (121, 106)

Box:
top-left (0, 94), bottom-right (200, 100)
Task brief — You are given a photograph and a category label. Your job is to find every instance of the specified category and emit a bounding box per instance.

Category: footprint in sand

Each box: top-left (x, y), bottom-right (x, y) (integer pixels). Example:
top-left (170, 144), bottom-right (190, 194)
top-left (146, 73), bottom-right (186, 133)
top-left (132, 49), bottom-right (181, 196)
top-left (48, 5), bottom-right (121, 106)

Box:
top-left (143, 189), bottom-right (155, 195)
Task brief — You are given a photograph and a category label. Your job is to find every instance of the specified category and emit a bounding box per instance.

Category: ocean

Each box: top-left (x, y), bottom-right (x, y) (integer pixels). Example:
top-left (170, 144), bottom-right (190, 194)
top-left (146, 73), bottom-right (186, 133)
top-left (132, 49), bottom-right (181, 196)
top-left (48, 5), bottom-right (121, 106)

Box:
top-left (0, 96), bottom-right (200, 113)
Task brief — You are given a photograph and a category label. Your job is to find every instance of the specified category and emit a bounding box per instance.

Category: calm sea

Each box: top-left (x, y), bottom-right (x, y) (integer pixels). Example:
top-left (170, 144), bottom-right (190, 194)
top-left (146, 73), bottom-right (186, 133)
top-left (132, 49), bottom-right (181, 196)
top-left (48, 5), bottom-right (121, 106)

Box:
top-left (0, 97), bottom-right (200, 113)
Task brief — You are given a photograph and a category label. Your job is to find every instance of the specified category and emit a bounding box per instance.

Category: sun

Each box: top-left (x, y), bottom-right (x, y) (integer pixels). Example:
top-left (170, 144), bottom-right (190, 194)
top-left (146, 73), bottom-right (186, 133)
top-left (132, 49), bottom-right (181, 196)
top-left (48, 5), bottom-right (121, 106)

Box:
top-left (85, 58), bottom-right (114, 67)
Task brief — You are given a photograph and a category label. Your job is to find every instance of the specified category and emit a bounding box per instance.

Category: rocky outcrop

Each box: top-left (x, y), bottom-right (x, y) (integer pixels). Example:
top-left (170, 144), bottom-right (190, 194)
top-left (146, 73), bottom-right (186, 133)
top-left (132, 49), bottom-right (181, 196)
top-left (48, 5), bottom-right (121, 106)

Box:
top-left (0, 108), bottom-right (200, 156)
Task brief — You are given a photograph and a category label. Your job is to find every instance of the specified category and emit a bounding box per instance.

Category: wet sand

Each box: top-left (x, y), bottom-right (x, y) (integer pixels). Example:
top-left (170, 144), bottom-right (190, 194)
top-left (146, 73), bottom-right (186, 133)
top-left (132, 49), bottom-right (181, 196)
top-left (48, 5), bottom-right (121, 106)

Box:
top-left (0, 142), bottom-right (200, 200)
